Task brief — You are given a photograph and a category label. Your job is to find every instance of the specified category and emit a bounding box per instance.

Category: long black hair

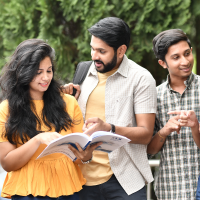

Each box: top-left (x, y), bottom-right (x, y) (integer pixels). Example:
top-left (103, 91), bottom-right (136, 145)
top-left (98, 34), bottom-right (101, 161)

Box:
top-left (0, 39), bottom-right (74, 144)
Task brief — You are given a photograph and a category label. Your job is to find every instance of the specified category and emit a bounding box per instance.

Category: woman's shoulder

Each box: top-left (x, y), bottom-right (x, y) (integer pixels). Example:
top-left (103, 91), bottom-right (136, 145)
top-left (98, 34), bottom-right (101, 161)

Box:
top-left (0, 100), bottom-right (9, 112)
top-left (61, 93), bottom-right (81, 116)
top-left (61, 93), bottom-right (77, 104)
top-left (0, 100), bottom-right (9, 122)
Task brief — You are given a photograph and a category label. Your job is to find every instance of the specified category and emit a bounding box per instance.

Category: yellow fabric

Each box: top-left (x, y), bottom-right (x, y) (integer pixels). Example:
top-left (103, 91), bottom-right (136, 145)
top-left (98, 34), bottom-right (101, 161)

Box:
top-left (81, 68), bottom-right (118, 186)
top-left (0, 94), bottom-right (86, 198)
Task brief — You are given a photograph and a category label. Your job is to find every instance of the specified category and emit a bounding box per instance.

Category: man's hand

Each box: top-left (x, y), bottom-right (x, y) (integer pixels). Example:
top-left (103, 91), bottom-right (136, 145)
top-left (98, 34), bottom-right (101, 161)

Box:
top-left (168, 110), bottom-right (200, 149)
top-left (61, 83), bottom-right (81, 99)
top-left (160, 115), bottom-right (181, 137)
top-left (83, 118), bottom-right (111, 136)
top-left (147, 114), bottom-right (181, 155)
top-left (168, 110), bottom-right (198, 128)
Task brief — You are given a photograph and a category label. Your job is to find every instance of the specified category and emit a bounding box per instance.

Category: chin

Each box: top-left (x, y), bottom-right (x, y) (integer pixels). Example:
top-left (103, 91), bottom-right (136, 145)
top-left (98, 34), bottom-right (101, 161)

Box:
top-left (95, 67), bottom-right (105, 73)
top-left (182, 73), bottom-right (191, 78)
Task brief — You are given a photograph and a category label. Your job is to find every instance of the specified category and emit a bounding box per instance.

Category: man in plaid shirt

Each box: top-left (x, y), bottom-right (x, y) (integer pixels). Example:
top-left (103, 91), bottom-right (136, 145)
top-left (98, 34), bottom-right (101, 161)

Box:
top-left (147, 29), bottom-right (200, 200)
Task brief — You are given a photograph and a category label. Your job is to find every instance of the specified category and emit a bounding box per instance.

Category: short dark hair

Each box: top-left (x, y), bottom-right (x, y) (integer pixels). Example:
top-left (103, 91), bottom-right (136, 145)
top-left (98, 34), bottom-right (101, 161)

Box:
top-left (88, 17), bottom-right (130, 51)
top-left (152, 29), bottom-right (191, 61)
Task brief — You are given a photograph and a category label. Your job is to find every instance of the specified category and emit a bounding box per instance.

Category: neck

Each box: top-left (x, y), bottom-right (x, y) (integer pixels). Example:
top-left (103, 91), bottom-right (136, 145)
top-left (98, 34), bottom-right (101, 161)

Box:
top-left (30, 92), bottom-right (44, 100)
top-left (169, 75), bottom-right (189, 94)
top-left (114, 56), bottom-right (123, 70)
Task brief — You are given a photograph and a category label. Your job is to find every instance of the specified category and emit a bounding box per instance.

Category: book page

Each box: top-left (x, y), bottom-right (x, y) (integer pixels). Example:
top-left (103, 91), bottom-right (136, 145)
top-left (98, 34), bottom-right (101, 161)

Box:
top-left (90, 131), bottom-right (130, 153)
top-left (37, 133), bottom-right (90, 161)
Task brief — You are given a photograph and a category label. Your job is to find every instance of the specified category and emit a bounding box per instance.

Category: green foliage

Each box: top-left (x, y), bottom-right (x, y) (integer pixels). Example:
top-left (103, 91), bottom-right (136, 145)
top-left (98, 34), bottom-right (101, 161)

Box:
top-left (0, 0), bottom-right (199, 84)
top-left (0, 0), bottom-right (40, 68)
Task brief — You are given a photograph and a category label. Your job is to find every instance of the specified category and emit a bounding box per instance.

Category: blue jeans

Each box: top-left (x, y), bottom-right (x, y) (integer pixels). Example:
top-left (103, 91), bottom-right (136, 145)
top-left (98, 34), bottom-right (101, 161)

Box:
top-left (11, 194), bottom-right (79, 200)
top-left (197, 176), bottom-right (200, 200)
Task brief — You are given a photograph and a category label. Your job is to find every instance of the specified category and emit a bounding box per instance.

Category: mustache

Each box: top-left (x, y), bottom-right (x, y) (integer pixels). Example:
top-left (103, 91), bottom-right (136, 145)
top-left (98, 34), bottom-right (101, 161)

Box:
top-left (94, 60), bottom-right (104, 65)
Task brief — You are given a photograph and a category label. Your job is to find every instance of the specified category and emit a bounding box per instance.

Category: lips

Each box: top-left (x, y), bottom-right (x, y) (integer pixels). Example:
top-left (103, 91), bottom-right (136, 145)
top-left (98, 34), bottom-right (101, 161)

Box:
top-left (180, 65), bottom-right (191, 72)
top-left (181, 68), bottom-right (190, 72)
top-left (40, 82), bottom-right (49, 87)
top-left (94, 60), bottom-right (104, 67)
top-left (94, 61), bottom-right (102, 67)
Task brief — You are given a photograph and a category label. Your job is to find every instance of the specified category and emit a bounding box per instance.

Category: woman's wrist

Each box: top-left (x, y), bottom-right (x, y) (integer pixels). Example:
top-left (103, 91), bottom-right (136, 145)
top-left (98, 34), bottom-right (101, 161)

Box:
top-left (81, 155), bottom-right (93, 164)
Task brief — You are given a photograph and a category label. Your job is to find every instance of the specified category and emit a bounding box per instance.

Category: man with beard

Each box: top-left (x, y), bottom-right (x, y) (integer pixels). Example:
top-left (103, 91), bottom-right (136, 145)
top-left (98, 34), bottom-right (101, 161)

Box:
top-left (65, 17), bottom-right (157, 200)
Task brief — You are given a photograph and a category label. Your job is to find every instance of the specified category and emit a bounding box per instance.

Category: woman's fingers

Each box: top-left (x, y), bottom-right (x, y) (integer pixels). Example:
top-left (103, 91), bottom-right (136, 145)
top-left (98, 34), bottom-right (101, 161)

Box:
top-left (68, 141), bottom-right (102, 162)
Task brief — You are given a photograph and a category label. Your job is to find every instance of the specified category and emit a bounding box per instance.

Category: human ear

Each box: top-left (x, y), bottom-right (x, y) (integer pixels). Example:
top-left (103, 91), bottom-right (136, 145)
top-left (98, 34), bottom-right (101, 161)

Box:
top-left (117, 45), bottom-right (127, 58)
top-left (158, 59), bottom-right (168, 69)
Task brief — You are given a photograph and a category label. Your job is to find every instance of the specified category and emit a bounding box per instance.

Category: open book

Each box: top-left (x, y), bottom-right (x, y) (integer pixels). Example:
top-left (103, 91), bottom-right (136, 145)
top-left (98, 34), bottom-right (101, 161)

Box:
top-left (37, 131), bottom-right (130, 161)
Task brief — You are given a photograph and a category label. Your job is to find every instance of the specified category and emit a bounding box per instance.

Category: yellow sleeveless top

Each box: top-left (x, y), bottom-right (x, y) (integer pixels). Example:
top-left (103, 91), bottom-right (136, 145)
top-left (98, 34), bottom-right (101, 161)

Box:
top-left (0, 94), bottom-right (86, 198)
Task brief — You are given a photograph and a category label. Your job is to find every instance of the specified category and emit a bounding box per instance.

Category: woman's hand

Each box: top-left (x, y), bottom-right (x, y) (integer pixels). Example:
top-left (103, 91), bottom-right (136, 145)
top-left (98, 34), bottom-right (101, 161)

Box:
top-left (0, 132), bottom-right (61, 172)
top-left (35, 132), bottom-right (62, 146)
top-left (68, 142), bottom-right (102, 163)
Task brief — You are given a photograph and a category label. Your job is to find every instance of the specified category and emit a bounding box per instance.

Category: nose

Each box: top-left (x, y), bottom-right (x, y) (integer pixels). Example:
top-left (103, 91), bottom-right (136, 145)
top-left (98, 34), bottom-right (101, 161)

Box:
top-left (42, 72), bottom-right (49, 80)
top-left (91, 50), bottom-right (99, 61)
top-left (181, 56), bottom-right (189, 66)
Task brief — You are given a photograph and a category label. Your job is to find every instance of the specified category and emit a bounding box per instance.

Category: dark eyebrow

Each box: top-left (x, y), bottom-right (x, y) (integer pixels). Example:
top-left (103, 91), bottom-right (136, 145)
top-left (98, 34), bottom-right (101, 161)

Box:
top-left (90, 44), bottom-right (106, 51)
top-left (184, 48), bottom-right (191, 52)
top-left (170, 48), bottom-right (191, 58)
top-left (38, 66), bottom-right (52, 70)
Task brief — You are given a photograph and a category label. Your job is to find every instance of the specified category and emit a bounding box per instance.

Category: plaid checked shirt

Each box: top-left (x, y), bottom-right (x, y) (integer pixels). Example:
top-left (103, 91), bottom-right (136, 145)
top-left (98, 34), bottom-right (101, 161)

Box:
top-left (152, 72), bottom-right (200, 200)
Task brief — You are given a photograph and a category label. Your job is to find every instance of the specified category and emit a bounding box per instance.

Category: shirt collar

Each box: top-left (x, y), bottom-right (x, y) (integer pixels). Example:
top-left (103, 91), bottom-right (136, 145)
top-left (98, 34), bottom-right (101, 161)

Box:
top-left (166, 72), bottom-right (195, 91)
top-left (89, 54), bottom-right (129, 78)
top-left (116, 54), bottom-right (129, 78)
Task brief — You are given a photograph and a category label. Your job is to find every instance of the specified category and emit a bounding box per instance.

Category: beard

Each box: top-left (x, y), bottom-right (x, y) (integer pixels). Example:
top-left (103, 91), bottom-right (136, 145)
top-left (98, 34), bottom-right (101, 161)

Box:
top-left (94, 51), bottom-right (117, 73)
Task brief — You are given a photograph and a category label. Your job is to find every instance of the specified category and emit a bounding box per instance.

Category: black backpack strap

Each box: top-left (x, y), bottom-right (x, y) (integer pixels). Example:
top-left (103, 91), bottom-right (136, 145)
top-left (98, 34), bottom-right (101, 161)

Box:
top-left (72, 61), bottom-right (93, 96)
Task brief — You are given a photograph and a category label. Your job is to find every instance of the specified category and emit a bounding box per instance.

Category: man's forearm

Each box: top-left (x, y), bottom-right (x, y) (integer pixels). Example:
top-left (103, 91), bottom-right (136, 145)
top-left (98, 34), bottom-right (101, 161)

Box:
top-left (115, 126), bottom-right (153, 145)
top-left (147, 130), bottom-right (167, 155)
top-left (83, 113), bottom-right (155, 145)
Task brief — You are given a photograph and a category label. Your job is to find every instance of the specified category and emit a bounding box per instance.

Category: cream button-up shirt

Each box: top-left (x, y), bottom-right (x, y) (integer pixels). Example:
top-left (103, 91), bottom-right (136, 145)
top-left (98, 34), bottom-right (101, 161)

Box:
top-left (78, 55), bottom-right (157, 195)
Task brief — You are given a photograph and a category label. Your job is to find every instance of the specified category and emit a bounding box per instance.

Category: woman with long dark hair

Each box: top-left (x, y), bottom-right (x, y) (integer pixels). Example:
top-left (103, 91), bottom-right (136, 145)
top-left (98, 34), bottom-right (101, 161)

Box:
top-left (0, 39), bottom-right (98, 200)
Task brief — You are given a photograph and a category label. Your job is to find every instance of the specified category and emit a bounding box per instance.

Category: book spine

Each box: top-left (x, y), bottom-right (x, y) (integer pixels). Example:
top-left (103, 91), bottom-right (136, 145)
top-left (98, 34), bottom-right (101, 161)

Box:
top-left (83, 141), bottom-right (91, 150)
top-left (73, 157), bottom-right (77, 162)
